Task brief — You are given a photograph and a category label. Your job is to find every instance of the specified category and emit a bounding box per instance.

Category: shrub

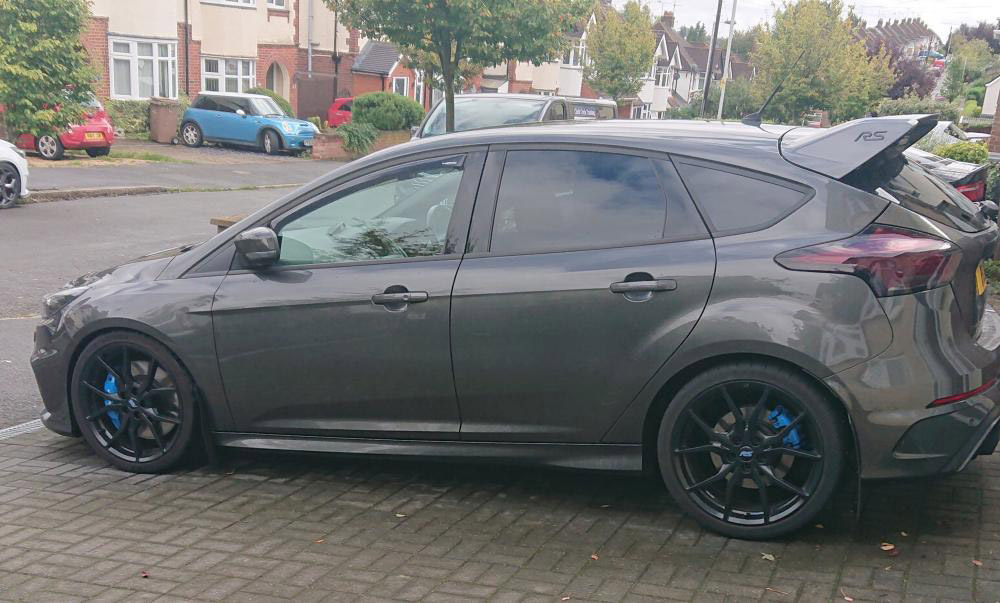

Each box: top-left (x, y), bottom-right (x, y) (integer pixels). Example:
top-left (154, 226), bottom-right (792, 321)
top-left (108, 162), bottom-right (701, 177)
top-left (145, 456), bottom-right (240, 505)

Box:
top-left (246, 87), bottom-right (293, 116)
top-left (963, 99), bottom-right (982, 118)
top-left (335, 121), bottom-right (378, 155)
top-left (307, 116), bottom-right (323, 131)
top-left (352, 92), bottom-right (424, 131)
top-left (989, 166), bottom-right (1000, 202)
top-left (105, 99), bottom-right (150, 136)
top-left (932, 140), bottom-right (990, 164)
top-left (875, 95), bottom-right (961, 122)
top-left (985, 259), bottom-right (1000, 292)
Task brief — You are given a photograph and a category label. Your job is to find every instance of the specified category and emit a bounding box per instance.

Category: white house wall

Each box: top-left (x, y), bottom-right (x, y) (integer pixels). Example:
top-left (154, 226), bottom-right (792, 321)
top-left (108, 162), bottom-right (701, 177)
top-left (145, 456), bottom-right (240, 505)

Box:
top-left (984, 79), bottom-right (1000, 118)
top-left (558, 66), bottom-right (583, 97)
top-left (91, 0), bottom-right (178, 39)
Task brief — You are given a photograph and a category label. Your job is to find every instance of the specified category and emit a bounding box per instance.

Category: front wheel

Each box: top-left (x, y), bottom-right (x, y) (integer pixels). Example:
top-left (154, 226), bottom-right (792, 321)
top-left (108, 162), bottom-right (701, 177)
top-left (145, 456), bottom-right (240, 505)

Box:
top-left (70, 331), bottom-right (199, 473)
top-left (0, 162), bottom-right (21, 209)
top-left (261, 130), bottom-right (281, 155)
top-left (35, 134), bottom-right (64, 160)
top-left (180, 122), bottom-right (203, 147)
top-left (658, 362), bottom-right (844, 540)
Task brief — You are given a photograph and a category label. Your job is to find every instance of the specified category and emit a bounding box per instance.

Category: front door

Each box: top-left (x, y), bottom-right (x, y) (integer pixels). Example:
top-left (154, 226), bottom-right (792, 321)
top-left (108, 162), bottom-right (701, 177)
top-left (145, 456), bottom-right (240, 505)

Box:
top-left (451, 149), bottom-right (716, 443)
top-left (213, 151), bottom-right (484, 438)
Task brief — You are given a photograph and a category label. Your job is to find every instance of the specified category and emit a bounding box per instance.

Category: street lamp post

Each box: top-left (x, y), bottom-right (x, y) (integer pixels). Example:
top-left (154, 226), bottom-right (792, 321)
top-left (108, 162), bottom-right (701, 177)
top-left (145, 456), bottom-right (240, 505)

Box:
top-left (716, 0), bottom-right (737, 120)
top-left (700, 0), bottom-right (724, 117)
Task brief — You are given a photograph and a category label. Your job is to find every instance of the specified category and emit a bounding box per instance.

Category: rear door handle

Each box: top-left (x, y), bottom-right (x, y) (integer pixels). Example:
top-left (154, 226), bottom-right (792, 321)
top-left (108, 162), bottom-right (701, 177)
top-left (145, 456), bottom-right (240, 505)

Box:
top-left (371, 291), bottom-right (429, 305)
top-left (609, 279), bottom-right (677, 294)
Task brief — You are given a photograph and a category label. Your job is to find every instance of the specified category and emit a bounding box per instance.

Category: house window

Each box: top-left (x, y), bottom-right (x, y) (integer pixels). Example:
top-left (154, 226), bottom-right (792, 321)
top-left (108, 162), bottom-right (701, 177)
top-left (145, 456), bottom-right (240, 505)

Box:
top-left (203, 57), bottom-right (255, 93)
top-left (656, 67), bottom-right (670, 87)
top-left (392, 76), bottom-right (409, 97)
top-left (266, 0), bottom-right (285, 6)
top-left (632, 103), bottom-right (651, 120)
top-left (414, 72), bottom-right (424, 106)
top-left (562, 38), bottom-right (587, 67)
top-left (203, 0), bottom-right (255, 6)
top-left (110, 37), bottom-right (177, 100)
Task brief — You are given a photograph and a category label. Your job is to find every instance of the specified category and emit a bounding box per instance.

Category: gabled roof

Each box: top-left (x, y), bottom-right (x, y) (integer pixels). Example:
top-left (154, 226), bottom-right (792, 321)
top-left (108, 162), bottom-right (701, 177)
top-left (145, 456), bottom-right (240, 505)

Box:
top-left (858, 18), bottom-right (941, 51)
top-left (351, 41), bottom-right (399, 76)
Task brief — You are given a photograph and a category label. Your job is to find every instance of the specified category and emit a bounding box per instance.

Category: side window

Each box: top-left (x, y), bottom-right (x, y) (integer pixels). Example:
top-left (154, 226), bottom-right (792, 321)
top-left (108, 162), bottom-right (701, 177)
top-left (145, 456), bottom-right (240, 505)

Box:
top-left (545, 102), bottom-right (567, 121)
top-left (490, 150), bottom-right (666, 254)
top-left (674, 160), bottom-right (812, 234)
top-left (213, 98), bottom-right (238, 114)
top-left (342, 101), bottom-right (352, 112)
top-left (194, 96), bottom-right (218, 111)
top-left (275, 156), bottom-right (466, 266)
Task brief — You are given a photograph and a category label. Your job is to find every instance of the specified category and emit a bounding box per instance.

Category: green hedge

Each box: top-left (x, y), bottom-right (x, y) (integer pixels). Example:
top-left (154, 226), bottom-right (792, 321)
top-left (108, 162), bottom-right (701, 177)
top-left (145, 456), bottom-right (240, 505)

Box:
top-left (989, 166), bottom-right (1000, 202)
top-left (335, 122), bottom-right (378, 155)
top-left (246, 87), bottom-right (293, 116)
top-left (352, 92), bottom-right (424, 131)
top-left (932, 141), bottom-right (990, 164)
top-left (105, 99), bottom-right (149, 136)
top-left (875, 95), bottom-right (961, 122)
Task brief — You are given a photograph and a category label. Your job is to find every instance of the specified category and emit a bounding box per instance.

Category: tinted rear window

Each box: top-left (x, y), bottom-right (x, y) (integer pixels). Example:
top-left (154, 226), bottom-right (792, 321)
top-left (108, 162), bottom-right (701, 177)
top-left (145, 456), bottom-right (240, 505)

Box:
top-left (675, 160), bottom-right (812, 234)
top-left (843, 155), bottom-right (987, 233)
top-left (422, 98), bottom-right (548, 137)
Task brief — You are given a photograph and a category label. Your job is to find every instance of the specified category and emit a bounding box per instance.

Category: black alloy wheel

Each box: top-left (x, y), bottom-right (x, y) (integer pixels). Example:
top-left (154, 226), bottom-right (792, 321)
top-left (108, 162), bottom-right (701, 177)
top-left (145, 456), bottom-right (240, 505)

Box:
top-left (0, 163), bottom-right (19, 209)
top-left (658, 363), bottom-right (843, 539)
top-left (71, 332), bottom-right (197, 473)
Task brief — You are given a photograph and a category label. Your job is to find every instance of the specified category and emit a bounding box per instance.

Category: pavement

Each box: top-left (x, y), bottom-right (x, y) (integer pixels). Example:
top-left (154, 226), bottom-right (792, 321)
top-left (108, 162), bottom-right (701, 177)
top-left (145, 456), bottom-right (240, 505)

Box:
top-left (0, 188), bottom-right (288, 430)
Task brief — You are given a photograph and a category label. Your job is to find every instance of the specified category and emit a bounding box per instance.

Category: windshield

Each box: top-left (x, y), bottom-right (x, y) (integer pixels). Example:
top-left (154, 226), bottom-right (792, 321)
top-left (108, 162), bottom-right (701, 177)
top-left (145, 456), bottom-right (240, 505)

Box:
top-left (250, 97), bottom-right (284, 116)
top-left (421, 97), bottom-right (549, 137)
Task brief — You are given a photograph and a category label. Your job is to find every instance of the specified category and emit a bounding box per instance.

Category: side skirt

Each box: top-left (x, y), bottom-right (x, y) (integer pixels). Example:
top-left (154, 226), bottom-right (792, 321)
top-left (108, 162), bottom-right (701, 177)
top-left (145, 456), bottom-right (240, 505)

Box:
top-left (214, 433), bottom-right (643, 472)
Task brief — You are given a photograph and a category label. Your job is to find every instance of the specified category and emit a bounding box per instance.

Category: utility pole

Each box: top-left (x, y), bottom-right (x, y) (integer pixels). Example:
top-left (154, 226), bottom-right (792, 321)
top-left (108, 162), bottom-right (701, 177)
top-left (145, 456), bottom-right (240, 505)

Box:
top-left (700, 0), bottom-right (724, 117)
top-left (716, 0), bottom-right (737, 120)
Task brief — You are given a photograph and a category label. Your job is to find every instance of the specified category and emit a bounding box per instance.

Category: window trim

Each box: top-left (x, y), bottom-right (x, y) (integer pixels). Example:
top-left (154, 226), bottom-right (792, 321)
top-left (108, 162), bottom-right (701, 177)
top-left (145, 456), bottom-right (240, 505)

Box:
top-left (202, 56), bottom-right (256, 93)
top-left (467, 145), bottom-right (701, 259)
top-left (266, 0), bottom-right (286, 7)
top-left (201, 0), bottom-right (256, 8)
top-left (392, 76), bottom-right (409, 97)
top-left (109, 36), bottom-right (178, 100)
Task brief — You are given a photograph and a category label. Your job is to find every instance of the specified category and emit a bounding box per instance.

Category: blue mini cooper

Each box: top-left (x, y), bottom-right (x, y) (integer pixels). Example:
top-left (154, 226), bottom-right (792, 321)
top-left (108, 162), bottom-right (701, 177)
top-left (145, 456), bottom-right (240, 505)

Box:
top-left (180, 92), bottom-right (318, 155)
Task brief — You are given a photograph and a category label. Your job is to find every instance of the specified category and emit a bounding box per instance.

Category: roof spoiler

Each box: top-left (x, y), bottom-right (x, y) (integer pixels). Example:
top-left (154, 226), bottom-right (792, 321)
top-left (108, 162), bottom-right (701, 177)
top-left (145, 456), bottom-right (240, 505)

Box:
top-left (780, 114), bottom-right (937, 179)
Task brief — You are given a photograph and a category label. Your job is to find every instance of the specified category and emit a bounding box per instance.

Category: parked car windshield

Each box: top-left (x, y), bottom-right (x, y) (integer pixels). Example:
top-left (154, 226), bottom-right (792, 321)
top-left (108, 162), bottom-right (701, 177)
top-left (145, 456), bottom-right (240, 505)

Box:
top-left (421, 97), bottom-right (549, 137)
top-left (249, 97), bottom-right (284, 117)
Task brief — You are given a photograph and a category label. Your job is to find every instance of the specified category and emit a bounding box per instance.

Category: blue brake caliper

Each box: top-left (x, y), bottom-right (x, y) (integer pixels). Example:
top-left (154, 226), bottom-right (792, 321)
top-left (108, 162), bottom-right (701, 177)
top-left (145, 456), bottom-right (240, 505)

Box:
top-left (103, 373), bottom-right (122, 429)
top-left (767, 405), bottom-right (802, 449)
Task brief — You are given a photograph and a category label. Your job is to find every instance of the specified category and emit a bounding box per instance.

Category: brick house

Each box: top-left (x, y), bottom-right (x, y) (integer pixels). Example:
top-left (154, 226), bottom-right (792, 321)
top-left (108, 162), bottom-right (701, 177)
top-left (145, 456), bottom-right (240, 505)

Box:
top-left (84, 0), bottom-right (363, 119)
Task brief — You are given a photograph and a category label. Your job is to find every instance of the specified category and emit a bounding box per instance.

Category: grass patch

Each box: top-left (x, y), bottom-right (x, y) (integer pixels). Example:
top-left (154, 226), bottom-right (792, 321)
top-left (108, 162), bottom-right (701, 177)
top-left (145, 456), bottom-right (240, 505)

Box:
top-left (99, 150), bottom-right (187, 163)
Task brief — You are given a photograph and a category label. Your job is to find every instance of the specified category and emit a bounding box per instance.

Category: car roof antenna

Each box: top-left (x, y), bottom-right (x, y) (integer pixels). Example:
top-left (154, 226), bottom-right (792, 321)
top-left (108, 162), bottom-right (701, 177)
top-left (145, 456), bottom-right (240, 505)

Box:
top-left (740, 49), bottom-right (808, 127)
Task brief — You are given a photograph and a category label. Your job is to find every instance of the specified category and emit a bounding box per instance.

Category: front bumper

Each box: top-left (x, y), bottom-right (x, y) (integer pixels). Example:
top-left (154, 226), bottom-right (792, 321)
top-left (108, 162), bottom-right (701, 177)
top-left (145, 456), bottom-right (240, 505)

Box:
top-left (827, 287), bottom-right (1000, 480)
top-left (30, 321), bottom-right (76, 437)
top-left (281, 132), bottom-right (315, 150)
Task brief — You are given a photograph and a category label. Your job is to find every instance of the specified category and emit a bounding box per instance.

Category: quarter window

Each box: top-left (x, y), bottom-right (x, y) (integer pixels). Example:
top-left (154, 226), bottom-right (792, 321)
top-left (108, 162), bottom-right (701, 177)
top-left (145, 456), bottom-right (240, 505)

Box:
top-left (203, 57), bottom-right (255, 93)
top-left (110, 38), bottom-right (177, 99)
top-left (490, 150), bottom-right (667, 254)
top-left (276, 156), bottom-right (466, 266)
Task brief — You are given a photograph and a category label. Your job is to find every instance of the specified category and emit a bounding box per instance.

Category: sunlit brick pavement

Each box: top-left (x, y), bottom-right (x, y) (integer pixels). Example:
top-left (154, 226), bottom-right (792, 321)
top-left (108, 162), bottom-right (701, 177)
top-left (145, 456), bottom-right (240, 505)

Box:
top-left (0, 428), bottom-right (998, 602)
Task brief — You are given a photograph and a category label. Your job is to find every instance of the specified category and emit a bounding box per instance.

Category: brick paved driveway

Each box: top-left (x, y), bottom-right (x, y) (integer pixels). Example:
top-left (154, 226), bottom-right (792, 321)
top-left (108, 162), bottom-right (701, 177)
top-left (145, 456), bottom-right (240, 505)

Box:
top-left (0, 427), bottom-right (998, 602)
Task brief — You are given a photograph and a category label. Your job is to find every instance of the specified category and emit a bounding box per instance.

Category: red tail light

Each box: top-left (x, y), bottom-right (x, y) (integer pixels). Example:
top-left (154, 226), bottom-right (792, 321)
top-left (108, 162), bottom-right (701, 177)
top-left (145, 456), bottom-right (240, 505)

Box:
top-left (929, 378), bottom-right (996, 407)
top-left (775, 224), bottom-right (961, 297)
top-left (955, 181), bottom-right (985, 202)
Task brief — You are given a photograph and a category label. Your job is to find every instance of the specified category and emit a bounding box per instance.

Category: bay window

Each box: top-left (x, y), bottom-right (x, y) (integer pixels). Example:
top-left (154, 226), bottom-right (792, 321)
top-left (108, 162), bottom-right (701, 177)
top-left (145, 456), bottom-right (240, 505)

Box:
top-left (110, 37), bottom-right (177, 100)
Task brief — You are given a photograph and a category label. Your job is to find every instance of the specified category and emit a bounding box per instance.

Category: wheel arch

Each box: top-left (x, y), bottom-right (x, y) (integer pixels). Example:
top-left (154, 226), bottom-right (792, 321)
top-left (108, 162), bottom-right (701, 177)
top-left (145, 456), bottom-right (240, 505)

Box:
top-left (259, 127), bottom-right (284, 149)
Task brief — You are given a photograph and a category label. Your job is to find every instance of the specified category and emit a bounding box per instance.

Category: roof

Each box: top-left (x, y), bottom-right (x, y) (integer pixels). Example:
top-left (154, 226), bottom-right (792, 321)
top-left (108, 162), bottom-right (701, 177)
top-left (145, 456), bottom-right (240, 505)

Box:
top-left (455, 93), bottom-right (566, 101)
top-left (351, 41), bottom-right (400, 76)
top-left (198, 92), bottom-right (273, 100)
top-left (859, 18), bottom-right (941, 51)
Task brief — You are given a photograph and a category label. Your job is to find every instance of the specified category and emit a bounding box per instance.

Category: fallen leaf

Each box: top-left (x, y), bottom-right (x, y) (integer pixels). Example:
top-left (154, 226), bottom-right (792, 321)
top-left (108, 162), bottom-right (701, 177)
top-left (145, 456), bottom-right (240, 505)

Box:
top-left (765, 586), bottom-right (790, 596)
top-left (974, 559), bottom-right (984, 567)
top-left (590, 553), bottom-right (599, 561)
top-left (395, 513), bottom-right (406, 518)
top-left (761, 553), bottom-right (776, 562)
top-left (900, 531), bottom-right (908, 537)
top-left (840, 587), bottom-right (854, 602)
top-left (314, 539), bottom-right (325, 544)
top-left (879, 542), bottom-right (895, 552)
top-left (141, 570), bottom-right (149, 579)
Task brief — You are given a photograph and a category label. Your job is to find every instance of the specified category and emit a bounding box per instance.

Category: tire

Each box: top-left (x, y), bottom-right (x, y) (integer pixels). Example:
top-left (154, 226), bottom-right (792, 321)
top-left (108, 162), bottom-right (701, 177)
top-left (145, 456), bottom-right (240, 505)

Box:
top-left (657, 361), bottom-right (844, 540)
top-left (35, 134), bottom-right (64, 160)
top-left (180, 121), bottom-right (203, 148)
top-left (70, 331), bottom-right (199, 473)
top-left (0, 162), bottom-right (20, 209)
top-left (86, 147), bottom-right (110, 158)
top-left (261, 129), bottom-right (281, 155)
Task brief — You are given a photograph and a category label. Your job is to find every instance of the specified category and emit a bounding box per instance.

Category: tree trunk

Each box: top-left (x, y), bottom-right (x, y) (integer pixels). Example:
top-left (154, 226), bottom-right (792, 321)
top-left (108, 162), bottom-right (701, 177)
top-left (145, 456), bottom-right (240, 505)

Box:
top-left (443, 65), bottom-right (456, 133)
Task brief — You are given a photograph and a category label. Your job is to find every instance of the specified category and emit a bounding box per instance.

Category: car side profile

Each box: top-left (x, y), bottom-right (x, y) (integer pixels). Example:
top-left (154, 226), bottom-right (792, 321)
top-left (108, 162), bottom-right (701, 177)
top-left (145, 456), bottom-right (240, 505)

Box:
top-left (326, 96), bottom-right (354, 128)
top-left (32, 116), bottom-right (1000, 539)
top-left (412, 93), bottom-right (573, 138)
top-left (0, 138), bottom-right (30, 208)
top-left (10, 96), bottom-right (114, 160)
top-left (180, 92), bottom-right (318, 155)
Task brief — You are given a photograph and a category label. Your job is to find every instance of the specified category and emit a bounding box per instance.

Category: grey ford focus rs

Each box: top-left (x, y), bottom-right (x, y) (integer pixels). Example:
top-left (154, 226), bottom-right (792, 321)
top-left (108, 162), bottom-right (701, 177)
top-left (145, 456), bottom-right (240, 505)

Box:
top-left (31, 115), bottom-right (1000, 539)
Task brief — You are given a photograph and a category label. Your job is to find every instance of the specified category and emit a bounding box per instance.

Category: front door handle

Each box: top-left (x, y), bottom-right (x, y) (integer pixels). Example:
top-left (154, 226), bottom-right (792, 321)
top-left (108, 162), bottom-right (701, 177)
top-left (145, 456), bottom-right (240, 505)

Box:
top-left (609, 279), bottom-right (677, 294)
top-left (372, 291), bottom-right (429, 305)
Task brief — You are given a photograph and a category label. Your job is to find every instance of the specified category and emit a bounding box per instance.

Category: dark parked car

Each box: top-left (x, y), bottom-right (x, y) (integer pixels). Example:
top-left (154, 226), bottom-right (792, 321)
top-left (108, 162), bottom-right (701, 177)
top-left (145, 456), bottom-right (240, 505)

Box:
top-left (905, 147), bottom-right (994, 203)
top-left (412, 93), bottom-right (572, 138)
top-left (32, 115), bottom-right (1000, 540)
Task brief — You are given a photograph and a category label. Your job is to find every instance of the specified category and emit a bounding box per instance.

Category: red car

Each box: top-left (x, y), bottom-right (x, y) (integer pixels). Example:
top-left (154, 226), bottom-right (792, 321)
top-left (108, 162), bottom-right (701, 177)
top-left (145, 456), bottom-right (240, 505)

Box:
top-left (326, 97), bottom-right (354, 128)
top-left (14, 97), bottom-right (114, 160)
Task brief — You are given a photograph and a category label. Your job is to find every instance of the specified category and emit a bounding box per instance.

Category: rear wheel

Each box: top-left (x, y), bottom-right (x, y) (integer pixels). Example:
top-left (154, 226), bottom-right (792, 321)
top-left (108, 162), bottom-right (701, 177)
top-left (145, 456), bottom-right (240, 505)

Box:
top-left (658, 362), bottom-right (843, 539)
top-left (261, 130), bottom-right (281, 155)
top-left (181, 122), bottom-right (203, 147)
top-left (0, 162), bottom-right (20, 209)
top-left (86, 147), bottom-right (110, 158)
top-left (70, 332), bottom-right (198, 473)
top-left (35, 134), bottom-right (64, 160)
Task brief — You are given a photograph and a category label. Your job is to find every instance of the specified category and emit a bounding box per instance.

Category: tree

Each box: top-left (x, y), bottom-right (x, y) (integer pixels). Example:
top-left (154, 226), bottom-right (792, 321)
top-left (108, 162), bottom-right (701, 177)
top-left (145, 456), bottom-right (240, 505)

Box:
top-left (680, 22), bottom-right (708, 44)
top-left (583, 1), bottom-right (655, 106)
top-left (399, 47), bottom-right (482, 102)
top-left (958, 21), bottom-right (1000, 55)
top-left (695, 78), bottom-right (756, 120)
top-left (951, 36), bottom-right (995, 82)
top-left (750, 0), bottom-right (893, 124)
top-left (0, 0), bottom-right (95, 137)
top-left (944, 58), bottom-right (966, 102)
top-left (333, 0), bottom-right (590, 133)
top-left (887, 58), bottom-right (935, 99)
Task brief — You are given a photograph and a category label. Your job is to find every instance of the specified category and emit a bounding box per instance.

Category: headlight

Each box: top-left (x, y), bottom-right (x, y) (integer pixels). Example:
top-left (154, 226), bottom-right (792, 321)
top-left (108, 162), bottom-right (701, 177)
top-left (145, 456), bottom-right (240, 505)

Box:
top-left (41, 286), bottom-right (89, 319)
top-left (281, 122), bottom-right (294, 134)
top-left (309, 122), bottom-right (320, 133)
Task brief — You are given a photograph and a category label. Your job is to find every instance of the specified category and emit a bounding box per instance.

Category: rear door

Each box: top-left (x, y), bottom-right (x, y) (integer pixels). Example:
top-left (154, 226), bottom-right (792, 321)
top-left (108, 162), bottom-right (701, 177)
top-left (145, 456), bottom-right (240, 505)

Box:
top-left (450, 148), bottom-right (716, 443)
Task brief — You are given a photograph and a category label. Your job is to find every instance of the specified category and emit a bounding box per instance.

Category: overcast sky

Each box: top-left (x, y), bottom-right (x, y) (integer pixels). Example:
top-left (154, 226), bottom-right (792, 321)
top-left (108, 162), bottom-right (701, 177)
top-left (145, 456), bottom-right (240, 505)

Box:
top-left (622, 0), bottom-right (999, 42)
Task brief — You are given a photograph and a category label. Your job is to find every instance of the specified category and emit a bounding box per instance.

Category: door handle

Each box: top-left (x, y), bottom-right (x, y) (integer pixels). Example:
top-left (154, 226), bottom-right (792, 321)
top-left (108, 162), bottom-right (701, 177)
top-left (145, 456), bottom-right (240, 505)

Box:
top-left (609, 279), bottom-right (677, 294)
top-left (371, 291), bottom-right (429, 305)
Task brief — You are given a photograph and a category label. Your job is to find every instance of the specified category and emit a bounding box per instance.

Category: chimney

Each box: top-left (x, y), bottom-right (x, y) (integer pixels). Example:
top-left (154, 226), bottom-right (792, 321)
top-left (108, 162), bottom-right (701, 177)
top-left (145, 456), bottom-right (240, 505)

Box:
top-left (662, 11), bottom-right (675, 30)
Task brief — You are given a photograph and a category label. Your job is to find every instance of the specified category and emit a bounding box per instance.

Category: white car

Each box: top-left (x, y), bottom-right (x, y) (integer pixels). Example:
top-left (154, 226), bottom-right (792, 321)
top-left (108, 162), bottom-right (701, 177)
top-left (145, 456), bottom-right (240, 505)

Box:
top-left (0, 138), bottom-right (29, 209)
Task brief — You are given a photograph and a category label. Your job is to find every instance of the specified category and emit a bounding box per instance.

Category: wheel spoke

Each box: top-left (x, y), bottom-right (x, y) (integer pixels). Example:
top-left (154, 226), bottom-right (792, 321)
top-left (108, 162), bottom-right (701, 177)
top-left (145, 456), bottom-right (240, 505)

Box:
top-left (85, 403), bottom-right (124, 421)
top-left (103, 416), bottom-right (130, 449)
top-left (120, 346), bottom-right (132, 390)
top-left (759, 465), bottom-right (809, 498)
top-left (82, 381), bottom-right (123, 402)
top-left (143, 408), bottom-right (180, 426)
top-left (684, 462), bottom-right (735, 493)
top-left (722, 466), bottom-right (743, 521)
top-left (768, 447), bottom-right (822, 461)
top-left (137, 412), bottom-right (166, 454)
top-left (139, 360), bottom-right (159, 394)
top-left (144, 387), bottom-right (176, 399)
top-left (746, 386), bottom-right (771, 438)
top-left (749, 466), bottom-right (770, 524)
top-left (96, 355), bottom-right (124, 390)
top-left (674, 443), bottom-right (724, 455)
top-left (128, 418), bottom-right (141, 462)
top-left (686, 408), bottom-right (728, 444)
top-left (720, 385), bottom-right (746, 437)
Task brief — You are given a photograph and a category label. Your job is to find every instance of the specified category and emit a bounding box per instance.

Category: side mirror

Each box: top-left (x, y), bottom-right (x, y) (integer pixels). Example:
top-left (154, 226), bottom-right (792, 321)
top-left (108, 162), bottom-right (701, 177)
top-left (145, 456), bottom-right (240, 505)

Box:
top-left (234, 226), bottom-right (279, 268)
top-left (410, 125), bottom-right (419, 135)
top-left (236, 109), bottom-right (246, 118)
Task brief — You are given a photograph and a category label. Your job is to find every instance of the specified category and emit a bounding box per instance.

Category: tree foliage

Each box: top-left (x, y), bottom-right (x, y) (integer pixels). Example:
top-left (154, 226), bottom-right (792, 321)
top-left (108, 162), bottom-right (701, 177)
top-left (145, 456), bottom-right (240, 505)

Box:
top-left (679, 22), bottom-right (708, 44)
top-left (887, 58), bottom-right (935, 99)
top-left (957, 21), bottom-right (1000, 55)
top-left (951, 36), bottom-right (997, 83)
top-left (933, 140), bottom-right (989, 164)
top-left (874, 94), bottom-right (960, 121)
top-left (333, 0), bottom-right (590, 132)
top-left (0, 0), bottom-right (95, 137)
top-left (944, 58), bottom-right (966, 102)
top-left (583, 1), bottom-right (655, 104)
top-left (351, 91), bottom-right (424, 131)
top-left (399, 46), bottom-right (482, 98)
top-left (750, 0), bottom-right (892, 124)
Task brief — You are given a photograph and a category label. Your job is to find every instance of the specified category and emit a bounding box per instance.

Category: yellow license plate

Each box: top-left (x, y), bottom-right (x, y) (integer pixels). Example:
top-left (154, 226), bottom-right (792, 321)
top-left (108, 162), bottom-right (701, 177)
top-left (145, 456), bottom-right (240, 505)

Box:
top-left (84, 132), bottom-right (104, 141)
top-left (976, 263), bottom-right (987, 296)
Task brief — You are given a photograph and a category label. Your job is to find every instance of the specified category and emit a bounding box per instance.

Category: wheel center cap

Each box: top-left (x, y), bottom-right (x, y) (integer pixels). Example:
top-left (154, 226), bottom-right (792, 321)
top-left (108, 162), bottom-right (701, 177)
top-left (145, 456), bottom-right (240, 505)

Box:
top-left (126, 398), bottom-right (139, 410)
top-left (737, 446), bottom-right (755, 462)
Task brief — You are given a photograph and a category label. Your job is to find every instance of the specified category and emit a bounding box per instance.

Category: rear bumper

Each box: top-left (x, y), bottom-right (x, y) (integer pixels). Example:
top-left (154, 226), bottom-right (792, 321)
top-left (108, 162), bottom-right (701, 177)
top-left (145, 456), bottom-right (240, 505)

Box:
top-left (827, 287), bottom-right (1000, 480)
top-left (60, 126), bottom-right (114, 150)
